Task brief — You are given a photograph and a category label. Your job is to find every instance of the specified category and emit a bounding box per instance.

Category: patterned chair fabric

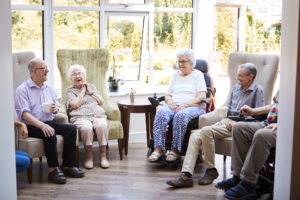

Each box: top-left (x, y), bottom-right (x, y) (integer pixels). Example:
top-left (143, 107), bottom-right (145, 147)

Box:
top-left (56, 48), bottom-right (123, 159)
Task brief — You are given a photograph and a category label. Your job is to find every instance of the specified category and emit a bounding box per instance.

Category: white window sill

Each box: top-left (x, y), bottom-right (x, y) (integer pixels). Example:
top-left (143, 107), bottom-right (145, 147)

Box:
top-left (108, 82), bottom-right (168, 97)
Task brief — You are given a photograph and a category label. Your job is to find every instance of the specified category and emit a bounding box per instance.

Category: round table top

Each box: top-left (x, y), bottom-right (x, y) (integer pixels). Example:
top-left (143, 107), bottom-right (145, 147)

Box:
top-left (118, 98), bottom-right (152, 107)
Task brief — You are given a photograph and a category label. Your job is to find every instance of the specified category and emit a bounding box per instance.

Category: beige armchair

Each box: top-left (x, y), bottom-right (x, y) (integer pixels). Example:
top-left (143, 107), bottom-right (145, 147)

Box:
top-left (56, 48), bottom-right (123, 160)
top-left (198, 52), bottom-right (279, 161)
top-left (13, 51), bottom-right (69, 184)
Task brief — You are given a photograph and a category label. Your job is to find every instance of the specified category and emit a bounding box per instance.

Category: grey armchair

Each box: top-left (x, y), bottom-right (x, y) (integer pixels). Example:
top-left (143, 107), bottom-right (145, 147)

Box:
top-left (198, 52), bottom-right (279, 161)
top-left (13, 51), bottom-right (69, 183)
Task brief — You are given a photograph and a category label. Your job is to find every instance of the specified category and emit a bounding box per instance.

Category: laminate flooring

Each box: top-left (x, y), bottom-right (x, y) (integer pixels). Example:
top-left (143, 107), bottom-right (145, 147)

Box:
top-left (17, 142), bottom-right (232, 200)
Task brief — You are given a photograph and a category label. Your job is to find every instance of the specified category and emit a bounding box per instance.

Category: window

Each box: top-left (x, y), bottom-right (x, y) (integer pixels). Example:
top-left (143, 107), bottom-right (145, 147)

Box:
top-left (213, 6), bottom-right (239, 74)
top-left (11, 0), bottom-right (195, 91)
top-left (54, 11), bottom-right (99, 50)
top-left (153, 12), bottom-right (192, 85)
top-left (154, 0), bottom-right (192, 8)
top-left (11, 10), bottom-right (43, 58)
top-left (105, 14), bottom-right (147, 81)
top-left (11, 0), bottom-right (42, 5)
top-left (53, 0), bottom-right (99, 6)
top-left (107, 0), bottom-right (145, 4)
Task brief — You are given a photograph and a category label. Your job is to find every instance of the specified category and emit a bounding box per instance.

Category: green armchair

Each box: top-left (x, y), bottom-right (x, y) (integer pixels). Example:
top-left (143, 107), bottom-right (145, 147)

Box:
top-left (56, 48), bottom-right (123, 160)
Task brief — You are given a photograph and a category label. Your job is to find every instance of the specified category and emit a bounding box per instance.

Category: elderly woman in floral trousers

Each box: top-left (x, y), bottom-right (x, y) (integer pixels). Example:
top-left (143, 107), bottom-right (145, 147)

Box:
top-left (148, 48), bottom-right (207, 162)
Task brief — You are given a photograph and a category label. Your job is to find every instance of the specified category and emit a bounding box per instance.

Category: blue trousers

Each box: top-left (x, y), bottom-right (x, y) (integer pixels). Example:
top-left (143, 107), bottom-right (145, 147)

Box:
top-left (153, 104), bottom-right (205, 152)
top-left (16, 150), bottom-right (30, 173)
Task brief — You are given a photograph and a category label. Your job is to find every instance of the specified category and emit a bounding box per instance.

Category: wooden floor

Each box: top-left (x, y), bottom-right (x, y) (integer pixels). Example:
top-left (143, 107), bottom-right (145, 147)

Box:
top-left (17, 142), bottom-right (232, 200)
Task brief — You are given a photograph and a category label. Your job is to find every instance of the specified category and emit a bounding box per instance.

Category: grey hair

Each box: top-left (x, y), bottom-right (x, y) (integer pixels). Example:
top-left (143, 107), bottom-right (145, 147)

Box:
top-left (28, 58), bottom-right (44, 74)
top-left (239, 63), bottom-right (257, 79)
top-left (176, 48), bottom-right (195, 67)
top-left (68, 64), bottom-right (87, 79)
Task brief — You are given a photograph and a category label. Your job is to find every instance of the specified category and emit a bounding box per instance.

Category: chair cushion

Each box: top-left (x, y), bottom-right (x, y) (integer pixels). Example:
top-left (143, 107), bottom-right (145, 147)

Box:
top-left (107, 120), bottom-right (123, 140)
top-left (214, 137), bottom-right (232, 156)
top-left (18, 135), bottom-right (64, 158)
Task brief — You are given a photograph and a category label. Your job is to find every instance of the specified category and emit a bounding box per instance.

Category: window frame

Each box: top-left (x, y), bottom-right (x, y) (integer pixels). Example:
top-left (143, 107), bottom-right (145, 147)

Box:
top-left (11, 0), bottom-right (197, 91)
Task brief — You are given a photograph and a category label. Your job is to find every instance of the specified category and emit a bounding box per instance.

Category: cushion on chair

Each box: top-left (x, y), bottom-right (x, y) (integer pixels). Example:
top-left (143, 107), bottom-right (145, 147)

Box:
top-left (107, 120), bottom-right (123, 140)
top-left (214, 137), bottom-right (232, 157)
top-left (18, 135), bottom-right (64, 158)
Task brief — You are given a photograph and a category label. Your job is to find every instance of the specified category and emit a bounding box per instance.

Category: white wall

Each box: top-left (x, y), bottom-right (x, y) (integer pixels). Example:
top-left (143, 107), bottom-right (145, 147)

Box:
top-left (274, 0), bottom-right (299, 199)
top-left (0, 0), bottom-right (17, 199)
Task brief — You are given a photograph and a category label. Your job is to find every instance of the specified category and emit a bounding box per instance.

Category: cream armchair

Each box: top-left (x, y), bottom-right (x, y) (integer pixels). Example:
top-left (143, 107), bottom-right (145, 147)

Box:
top-left (13, 51), bottom-right (69, 184)
top-left (56, 48), bottom-right (123, 160)
top-left (198, 52), bottom-right (279, 161)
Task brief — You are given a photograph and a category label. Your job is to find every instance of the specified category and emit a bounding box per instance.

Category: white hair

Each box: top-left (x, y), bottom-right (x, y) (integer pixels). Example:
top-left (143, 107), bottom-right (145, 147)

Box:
top-left (28, 58), bottom-right (44, 74)
top-left (67, 64), bottom-right (87, 79)
top-left (176, 48), bottom-right (195, 67)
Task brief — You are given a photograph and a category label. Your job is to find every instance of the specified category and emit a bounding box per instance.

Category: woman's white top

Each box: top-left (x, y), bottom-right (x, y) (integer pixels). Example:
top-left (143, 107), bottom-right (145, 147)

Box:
top-left (167, 70), bottom-right (207, 106)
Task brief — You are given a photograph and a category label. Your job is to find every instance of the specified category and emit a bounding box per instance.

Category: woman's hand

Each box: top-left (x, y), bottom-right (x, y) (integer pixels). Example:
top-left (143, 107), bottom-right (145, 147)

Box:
top-left (167, 100), bottom-right (176, 110)
top-left (85, 82), bottom-right (94, 95)
top-left (176, 104), bottom-right (187, 112)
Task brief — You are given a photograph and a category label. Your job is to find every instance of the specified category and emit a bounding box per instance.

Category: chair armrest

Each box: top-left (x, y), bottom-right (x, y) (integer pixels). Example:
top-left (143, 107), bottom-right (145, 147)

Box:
top-left (102, 101), bottom-right (121, 121)
top-left (15, 124), bottom-right (20, 149)
top-left (54, 113), bottom-right (68, 124)
top-left (198, 109), bottom-right (222, 128)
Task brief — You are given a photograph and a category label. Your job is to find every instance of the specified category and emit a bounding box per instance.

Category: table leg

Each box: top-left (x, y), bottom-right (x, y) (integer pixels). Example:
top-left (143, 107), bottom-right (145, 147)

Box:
top-left (150, 108), bottom-right (156, 140)
top-left (145, 112), bottom-right (150, 147)
top-left (120, 106), bottom-right (130, 155)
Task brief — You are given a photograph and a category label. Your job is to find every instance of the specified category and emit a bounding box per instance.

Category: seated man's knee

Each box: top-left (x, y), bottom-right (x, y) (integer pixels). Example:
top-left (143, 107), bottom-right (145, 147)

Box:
top-left (253, 128), bottom-right (269, 141)
top-left (189, 131), bottom-right (202, 145)
top-left (201, 126), bottom-right (213, 137)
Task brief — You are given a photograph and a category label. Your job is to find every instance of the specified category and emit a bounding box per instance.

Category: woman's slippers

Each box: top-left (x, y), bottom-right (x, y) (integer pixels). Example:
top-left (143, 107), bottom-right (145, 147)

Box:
top-left (148, 151), bottom-right (163, 162)
top-left (166, 151), bottom-right (180, 162)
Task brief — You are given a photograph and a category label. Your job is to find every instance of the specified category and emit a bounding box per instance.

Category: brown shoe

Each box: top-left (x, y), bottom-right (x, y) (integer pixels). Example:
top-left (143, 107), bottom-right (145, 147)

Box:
top-left (166, 173), bottom-right (193, 188)
top-left (48, 167), bottom-right (66, 184)
top-left (198, 168), bottom-right (219, 185)
top-left (60, 167), bottom-right (85, 178)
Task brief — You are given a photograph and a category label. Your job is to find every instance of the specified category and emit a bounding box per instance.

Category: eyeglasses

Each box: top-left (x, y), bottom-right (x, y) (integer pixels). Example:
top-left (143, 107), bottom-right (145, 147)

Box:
top-left (35, 67), bottom-right (48, 71)
top-left (71, 72), bottom-right (83, 77)
top-left (177, 60), bottom-right (190, 65)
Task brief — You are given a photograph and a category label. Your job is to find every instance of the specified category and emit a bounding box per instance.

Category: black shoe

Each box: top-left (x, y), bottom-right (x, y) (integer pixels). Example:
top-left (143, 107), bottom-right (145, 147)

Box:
top-left (48, 167), bottom-right (67, 184)
top-left (198, 168), bottom-right (219, 185)
top-left (215, 176), bottom-right (240, 191)
top-left (60, 167), bottom-right (85, 178)
top-left (166, 173), bottom-right (193, 188)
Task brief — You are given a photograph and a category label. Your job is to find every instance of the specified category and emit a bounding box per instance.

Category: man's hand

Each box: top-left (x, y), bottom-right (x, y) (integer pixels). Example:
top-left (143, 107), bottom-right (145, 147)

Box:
top-left (20, 123), bottom-right (28, 139)
top-left (40, 123), bottom-right (55, 137)
top-left (49, 103), bottom-right (59, 114)
top-left (241, 105), bottom-right (254, 116)
top-left (265, 123), bottom-right (277, 131)
top-left (226, 121), bottom-right (236, 131)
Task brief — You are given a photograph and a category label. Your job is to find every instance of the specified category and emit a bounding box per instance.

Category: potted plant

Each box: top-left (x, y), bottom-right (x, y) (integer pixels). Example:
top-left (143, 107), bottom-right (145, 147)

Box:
top-left (108, 48), bottom-right (133, 92)
top-left (108, 75), bottom-right (119, 92)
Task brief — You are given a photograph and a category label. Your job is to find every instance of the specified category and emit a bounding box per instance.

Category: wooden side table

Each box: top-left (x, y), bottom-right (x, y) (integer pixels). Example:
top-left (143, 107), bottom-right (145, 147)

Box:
top-left (118, 98), bottom-right (156, 155)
